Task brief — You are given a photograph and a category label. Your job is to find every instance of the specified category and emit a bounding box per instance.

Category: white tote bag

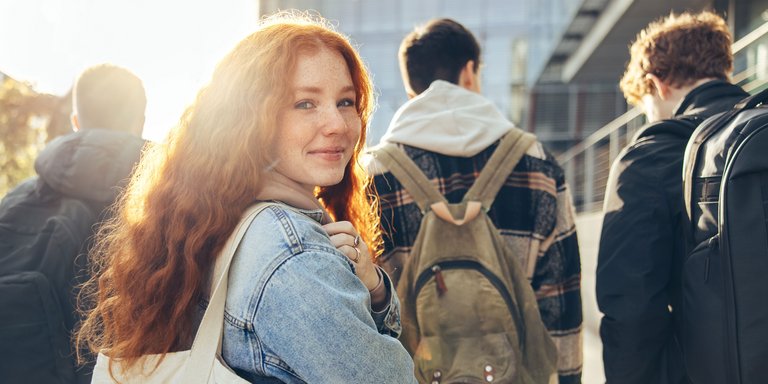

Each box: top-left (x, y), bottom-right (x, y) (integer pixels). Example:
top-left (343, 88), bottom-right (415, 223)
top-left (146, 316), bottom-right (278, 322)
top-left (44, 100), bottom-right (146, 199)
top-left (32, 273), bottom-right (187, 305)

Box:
top-left (91, 203), bottom-right (271, 383)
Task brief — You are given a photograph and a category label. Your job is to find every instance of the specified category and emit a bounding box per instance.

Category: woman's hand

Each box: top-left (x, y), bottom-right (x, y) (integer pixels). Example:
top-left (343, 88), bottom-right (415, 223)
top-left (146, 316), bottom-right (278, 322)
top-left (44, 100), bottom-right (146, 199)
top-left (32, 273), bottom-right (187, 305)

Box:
top-left (323, 221), bottom-right (380, 290)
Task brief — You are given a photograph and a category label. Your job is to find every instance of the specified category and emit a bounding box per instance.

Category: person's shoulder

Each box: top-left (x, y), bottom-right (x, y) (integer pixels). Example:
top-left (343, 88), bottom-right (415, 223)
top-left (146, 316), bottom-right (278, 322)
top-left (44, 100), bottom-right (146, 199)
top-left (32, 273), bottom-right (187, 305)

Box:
top-left (522, 138), bottom-right (553, 164)
top-left (232, 204), bottom-right (343, 288)
top-left (0, 177), bottom-right (39, 207)
top-left (362, 143), bottom-right (417, 177)
top-left (505, 135), bottom-right (563, 176)
top-left (610, 121), bottom-right (690, 184)
top-left (622, 120), bottom-right (691, 161)
top-left (361, 150), bottom-right (386, 177)
top-left (245, 203), bottom-right (333, 253)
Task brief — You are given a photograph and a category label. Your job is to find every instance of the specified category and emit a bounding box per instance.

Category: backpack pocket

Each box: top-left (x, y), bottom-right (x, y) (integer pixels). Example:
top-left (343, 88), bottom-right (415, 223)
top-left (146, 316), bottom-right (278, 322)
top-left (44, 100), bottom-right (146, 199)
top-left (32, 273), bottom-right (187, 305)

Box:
top-left (681, 235), bottom-right (726, 384)
top-left (0, 271), bottom-right (76, 384)
top-left (412, 261), bottom-right (523, 383)
top-left (414, 333), bottom-right (517, 383)
top-left (414, 261), bottom-right (522, 339)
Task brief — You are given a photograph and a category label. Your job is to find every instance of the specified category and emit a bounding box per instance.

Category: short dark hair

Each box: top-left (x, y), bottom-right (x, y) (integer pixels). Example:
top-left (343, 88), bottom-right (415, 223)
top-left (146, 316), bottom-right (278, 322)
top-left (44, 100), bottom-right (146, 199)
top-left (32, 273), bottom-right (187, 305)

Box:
top-left (399, 18), bottom-right (481, 95)
top-left (73, 64), bottom-right (146, 133)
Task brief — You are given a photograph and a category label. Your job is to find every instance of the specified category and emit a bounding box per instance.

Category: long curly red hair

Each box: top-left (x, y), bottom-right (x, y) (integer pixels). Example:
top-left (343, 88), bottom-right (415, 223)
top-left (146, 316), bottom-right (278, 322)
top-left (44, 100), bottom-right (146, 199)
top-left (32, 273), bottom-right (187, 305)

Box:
top-left (76, 11), bottom-right (382, 370)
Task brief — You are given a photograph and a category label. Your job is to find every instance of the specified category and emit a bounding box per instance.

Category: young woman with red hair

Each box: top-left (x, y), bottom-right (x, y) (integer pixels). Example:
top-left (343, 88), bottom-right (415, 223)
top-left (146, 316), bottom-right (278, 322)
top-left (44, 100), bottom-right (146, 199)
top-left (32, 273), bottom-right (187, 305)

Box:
top-left (77, 12), bottom-right (415, 383)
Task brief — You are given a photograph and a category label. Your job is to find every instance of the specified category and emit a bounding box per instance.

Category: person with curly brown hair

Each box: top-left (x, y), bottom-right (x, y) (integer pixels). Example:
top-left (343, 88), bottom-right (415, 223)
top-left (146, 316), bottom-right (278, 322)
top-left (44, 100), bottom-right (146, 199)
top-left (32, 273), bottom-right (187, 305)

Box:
top-left (596, 11), bottom-right (748, 384)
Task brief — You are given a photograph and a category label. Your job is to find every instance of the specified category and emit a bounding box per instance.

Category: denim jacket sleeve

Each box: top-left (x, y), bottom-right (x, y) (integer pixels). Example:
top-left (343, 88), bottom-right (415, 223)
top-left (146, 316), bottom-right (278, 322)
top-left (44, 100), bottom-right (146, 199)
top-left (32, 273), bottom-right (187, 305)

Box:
top-left (253, 249), bottom-right (416, 383)
top-left (370, 267), bottom-right (402, 336)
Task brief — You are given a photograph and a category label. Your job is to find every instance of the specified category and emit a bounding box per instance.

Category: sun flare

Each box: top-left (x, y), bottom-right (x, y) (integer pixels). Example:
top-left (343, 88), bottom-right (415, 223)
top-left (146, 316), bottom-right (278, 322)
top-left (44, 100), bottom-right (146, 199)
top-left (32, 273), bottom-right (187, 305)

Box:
top-left (0, 0), bottom-right (258, 142)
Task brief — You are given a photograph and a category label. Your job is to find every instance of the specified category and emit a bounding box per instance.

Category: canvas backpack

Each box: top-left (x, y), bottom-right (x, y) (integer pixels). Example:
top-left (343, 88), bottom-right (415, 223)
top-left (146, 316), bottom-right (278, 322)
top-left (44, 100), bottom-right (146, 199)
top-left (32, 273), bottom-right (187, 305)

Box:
top-left (681, 87), bottom-right (768, 384)
top-left (373, 130), bottom-right (557, 384)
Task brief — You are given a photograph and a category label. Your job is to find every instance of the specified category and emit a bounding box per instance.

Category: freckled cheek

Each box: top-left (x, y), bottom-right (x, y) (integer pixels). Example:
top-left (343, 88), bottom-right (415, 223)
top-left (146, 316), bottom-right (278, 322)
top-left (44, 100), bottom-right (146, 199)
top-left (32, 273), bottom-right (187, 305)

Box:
top-left (344, 115), bottom-right (363, 142)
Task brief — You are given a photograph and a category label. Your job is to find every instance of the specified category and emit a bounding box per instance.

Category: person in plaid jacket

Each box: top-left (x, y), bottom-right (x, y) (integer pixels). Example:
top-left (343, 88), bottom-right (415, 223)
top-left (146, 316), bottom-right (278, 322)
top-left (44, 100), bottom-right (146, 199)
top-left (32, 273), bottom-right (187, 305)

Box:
top-left (367, 18), bottom-right (583, 383)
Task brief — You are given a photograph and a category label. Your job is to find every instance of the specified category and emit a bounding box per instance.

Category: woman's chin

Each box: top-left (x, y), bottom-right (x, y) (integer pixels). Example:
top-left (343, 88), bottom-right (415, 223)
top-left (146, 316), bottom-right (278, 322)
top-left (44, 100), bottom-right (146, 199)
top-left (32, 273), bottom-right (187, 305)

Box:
top-left (314, 173), bottom-right (346, 188)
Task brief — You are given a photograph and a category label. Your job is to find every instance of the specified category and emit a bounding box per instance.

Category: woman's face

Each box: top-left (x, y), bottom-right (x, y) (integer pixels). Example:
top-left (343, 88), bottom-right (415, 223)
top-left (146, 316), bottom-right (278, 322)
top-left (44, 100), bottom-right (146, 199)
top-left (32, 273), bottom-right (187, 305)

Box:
top-left (272, 47), bottom-right (362, 193)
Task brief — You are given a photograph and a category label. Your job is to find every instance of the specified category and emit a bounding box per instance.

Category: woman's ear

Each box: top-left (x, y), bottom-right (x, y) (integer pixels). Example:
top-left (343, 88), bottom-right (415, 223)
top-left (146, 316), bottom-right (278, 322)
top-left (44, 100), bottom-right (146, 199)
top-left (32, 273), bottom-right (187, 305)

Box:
top-left (646, 73), bottom-right (671, 100)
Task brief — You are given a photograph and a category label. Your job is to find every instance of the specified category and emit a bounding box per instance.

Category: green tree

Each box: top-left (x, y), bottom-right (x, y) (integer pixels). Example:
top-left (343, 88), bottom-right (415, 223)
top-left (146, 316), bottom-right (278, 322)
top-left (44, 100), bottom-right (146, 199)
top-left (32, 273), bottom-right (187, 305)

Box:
top-left (0, 74), bottom-right (71, 196)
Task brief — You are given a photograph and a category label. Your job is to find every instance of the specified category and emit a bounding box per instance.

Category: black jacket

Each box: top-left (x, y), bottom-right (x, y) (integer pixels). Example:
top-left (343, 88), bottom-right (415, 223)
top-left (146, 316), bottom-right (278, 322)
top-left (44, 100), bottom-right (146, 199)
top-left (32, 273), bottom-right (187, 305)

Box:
top-left (0, 129), bottom-right (144, 384)
top-left (596, 80), bottom-right (749, 384)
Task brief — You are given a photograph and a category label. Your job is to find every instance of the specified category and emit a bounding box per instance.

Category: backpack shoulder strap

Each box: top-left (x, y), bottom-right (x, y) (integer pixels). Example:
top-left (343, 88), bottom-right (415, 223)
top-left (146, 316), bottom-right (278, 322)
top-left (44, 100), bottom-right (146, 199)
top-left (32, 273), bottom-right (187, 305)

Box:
top-left (372, 144), bottom-right (447, 212)
top-left (463, 129), bottom-right (537, 209)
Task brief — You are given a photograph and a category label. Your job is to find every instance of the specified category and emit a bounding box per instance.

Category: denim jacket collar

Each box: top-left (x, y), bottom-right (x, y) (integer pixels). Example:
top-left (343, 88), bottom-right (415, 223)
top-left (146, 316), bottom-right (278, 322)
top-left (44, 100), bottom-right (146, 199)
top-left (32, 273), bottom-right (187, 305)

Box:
top-left (263, 200), bottom-right (329, 224)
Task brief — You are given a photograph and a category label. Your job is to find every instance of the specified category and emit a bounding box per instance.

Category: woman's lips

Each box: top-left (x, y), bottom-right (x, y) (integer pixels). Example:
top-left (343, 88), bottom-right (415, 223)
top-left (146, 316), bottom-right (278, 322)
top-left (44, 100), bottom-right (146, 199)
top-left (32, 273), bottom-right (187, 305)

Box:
top-left (308, 147), bottom-right (345, 161)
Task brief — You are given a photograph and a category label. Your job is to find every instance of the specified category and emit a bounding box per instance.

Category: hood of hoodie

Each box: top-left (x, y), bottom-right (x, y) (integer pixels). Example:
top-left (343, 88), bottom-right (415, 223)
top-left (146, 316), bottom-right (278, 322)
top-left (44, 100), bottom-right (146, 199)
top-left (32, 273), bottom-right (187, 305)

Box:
top-left (379, 80), bottom-right (514, 157)
top-left (34, 129), bottom-right (145, 203)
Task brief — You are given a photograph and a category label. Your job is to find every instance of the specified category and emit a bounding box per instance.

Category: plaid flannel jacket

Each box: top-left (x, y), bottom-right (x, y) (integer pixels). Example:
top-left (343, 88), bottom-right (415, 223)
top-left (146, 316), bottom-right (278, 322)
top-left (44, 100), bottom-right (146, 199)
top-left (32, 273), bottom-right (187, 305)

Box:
top-left (371, 139), bottom-right (583, 384)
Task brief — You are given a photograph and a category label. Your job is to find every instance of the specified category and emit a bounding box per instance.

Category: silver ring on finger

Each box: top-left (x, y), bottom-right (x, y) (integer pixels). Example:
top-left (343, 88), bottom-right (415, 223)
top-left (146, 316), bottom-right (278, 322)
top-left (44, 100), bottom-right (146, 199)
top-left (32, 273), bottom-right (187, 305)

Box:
top-left (353, 234), bottom-right (360, 247)
top-left (351, 246), bottom-right (361, 263)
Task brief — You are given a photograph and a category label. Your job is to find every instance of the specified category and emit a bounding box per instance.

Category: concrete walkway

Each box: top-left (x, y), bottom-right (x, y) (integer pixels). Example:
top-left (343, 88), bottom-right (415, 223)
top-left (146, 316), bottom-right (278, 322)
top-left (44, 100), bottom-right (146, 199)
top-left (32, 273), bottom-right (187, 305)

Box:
top-left (575, 211), bottom-right (605, 384)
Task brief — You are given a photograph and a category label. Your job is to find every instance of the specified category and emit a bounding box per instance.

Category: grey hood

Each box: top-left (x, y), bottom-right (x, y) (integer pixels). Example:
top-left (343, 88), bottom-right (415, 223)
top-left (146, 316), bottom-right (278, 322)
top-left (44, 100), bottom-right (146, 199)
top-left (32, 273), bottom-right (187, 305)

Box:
top-left (379, 80), bottom-right (515, 157)
top-left (35, 129), bottom-right (145, 203)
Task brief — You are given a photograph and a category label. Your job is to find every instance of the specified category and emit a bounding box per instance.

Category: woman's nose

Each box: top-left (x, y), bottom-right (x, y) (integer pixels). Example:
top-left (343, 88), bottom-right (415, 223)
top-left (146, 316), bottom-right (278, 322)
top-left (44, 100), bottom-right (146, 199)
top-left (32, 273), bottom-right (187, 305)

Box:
top-left (320, 106), bottom-right (348, 135)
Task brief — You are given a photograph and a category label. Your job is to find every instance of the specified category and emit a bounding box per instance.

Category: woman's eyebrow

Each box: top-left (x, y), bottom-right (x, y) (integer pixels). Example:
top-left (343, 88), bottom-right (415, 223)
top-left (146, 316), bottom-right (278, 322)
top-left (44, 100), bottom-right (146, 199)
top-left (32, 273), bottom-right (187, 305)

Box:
top-left (295, 86), bottom-right (323, 94)
top-left (294, 85), bottom-right (355, 94)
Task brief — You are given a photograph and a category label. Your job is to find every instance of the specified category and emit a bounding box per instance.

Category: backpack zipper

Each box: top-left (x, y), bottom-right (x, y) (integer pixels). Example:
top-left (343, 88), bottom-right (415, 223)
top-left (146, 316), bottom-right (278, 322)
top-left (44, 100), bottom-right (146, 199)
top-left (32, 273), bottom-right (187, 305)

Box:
top-left (431, 265), bottom-right (447, 296)
top-left (413, 260), bottom-right (525, 349)
top-left (705, 235), bottom-right (718, 282)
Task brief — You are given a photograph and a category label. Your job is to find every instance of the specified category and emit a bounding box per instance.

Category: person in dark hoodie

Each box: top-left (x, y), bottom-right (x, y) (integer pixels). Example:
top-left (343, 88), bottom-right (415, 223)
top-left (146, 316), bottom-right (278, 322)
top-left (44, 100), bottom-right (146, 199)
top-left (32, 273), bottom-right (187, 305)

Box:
top-left (0, 64), bottom-right (146, 384)
top-left (596, 11), bottom-right (748, 384)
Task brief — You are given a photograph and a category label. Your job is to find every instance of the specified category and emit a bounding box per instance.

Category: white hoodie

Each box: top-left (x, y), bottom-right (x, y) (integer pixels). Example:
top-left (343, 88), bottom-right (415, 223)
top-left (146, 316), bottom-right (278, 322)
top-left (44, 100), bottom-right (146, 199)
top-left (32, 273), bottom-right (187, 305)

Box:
top-left (377, 80), bottom-right (518, 157)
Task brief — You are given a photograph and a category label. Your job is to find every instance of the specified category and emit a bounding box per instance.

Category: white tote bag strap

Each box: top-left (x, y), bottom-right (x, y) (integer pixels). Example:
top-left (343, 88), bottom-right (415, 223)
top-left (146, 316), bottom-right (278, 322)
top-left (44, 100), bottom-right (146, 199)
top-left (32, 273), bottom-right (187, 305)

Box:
top-left (181, 202), bottom-right (273, 383)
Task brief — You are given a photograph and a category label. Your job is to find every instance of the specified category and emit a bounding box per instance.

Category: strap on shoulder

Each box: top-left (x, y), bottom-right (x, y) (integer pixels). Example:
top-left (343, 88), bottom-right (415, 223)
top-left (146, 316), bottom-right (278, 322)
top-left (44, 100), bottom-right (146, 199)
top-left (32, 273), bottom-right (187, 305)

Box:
top-left (372, 144), bottom-right (447, 212)
top-left (464, 130), bottom-right (537, 209)
top-left (184, 202), bottom-right (274, 382)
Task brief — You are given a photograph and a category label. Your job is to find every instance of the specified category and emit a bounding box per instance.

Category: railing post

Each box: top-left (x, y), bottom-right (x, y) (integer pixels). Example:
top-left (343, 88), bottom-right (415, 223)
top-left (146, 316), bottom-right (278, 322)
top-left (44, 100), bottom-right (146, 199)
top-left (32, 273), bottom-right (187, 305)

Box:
top-left (565, 157), bottom-right (575, 208)
top-left (609, 125), bottom-right (620, 165)
top-left (584, 146), bottom-right (595, 212)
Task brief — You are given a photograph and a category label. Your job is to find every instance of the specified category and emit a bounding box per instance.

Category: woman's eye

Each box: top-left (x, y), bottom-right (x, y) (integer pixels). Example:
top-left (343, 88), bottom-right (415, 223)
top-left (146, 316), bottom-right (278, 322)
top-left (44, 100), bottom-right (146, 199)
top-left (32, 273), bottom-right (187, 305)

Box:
top-left (337, 98), bottom-right (355, 108)
top-left (295, 101), bottom-right (315, 109)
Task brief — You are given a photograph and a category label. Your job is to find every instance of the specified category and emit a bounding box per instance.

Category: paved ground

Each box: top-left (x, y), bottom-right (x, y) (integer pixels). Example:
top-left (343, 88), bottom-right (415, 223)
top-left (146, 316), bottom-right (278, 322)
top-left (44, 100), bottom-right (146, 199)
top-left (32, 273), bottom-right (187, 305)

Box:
top-left (575, 211), bottom-right (605, 384)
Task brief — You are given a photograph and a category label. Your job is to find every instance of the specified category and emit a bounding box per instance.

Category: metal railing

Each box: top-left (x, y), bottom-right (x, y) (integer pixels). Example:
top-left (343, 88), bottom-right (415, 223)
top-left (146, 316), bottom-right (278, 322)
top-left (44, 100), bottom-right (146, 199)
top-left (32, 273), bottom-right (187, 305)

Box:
top-left (558, 21), bottom-right (768, 213)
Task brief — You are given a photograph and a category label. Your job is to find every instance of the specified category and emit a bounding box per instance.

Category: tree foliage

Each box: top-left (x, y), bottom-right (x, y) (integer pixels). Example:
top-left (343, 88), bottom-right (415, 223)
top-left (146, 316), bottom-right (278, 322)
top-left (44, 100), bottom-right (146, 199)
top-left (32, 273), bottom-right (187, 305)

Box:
top-left (0, 74), bottom-right (72, 196)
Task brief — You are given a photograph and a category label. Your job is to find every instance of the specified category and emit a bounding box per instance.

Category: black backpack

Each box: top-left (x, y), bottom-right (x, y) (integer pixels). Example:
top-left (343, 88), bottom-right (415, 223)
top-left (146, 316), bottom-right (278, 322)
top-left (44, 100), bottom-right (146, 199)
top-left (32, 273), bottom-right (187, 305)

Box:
top-left (0, 180), bottom-right (99, 384)
top-left (681, 88), bottom-right (768, 384)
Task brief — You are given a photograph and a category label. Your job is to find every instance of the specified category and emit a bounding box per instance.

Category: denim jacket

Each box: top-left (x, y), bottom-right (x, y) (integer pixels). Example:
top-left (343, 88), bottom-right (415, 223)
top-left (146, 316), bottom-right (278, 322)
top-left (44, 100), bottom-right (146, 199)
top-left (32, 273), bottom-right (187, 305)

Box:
top-left (220, 203), bottom-right (416, 383)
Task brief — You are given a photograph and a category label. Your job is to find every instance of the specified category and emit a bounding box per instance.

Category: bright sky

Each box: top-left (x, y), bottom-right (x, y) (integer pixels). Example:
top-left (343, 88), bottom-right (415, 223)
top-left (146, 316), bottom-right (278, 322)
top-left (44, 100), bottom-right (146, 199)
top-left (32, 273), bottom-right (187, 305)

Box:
top-left (1, 0), bottom-right (259, 142)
